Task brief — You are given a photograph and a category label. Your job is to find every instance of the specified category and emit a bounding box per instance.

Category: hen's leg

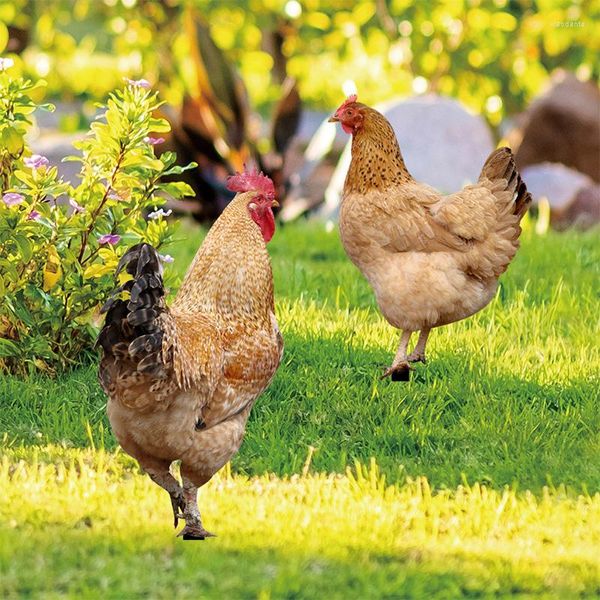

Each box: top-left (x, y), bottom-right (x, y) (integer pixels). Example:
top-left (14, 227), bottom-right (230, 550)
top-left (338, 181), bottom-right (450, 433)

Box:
top-left (382, 330), bottom-right (412, 381)
top-left (177, 467), bottom-right (215, 540)
top-left (408, 328), bottom-right (431, 363)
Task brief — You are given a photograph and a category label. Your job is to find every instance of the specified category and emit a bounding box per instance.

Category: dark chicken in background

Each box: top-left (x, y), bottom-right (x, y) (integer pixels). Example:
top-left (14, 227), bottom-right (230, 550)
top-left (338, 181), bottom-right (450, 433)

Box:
top-left (157, 10), bottom-right (302, 221)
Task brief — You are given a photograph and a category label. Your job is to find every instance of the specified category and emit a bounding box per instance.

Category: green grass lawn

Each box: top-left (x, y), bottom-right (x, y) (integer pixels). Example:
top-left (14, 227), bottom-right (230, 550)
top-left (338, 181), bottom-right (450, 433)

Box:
top-left (1, 220), bottom-right (599, 597)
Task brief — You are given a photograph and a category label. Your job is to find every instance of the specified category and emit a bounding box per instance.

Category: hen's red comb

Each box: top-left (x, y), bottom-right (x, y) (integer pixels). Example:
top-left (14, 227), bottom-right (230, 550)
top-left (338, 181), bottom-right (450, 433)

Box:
top-left (335, 94), bottom-right (358, 116)
top-left (226, 167), bottom-right (275, 199)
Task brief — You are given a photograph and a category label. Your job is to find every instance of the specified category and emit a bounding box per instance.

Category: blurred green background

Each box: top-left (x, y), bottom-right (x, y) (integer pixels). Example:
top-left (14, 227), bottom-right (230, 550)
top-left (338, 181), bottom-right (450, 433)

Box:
top-left (1, 0), bottom-right (598, 128)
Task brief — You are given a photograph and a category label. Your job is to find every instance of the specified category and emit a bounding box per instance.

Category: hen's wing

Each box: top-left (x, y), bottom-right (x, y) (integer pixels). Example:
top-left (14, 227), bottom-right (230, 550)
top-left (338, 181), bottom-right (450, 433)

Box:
top-left (98, 243), bottom-right (223, 410)
top-left (429, 186), bottom-right (498, 242)
top-left (347, 183), bottom-right (468, 254)
top-left (430, 148), bottom-right (531, 241)
top-left (365, 148), bottom-right (531, 258)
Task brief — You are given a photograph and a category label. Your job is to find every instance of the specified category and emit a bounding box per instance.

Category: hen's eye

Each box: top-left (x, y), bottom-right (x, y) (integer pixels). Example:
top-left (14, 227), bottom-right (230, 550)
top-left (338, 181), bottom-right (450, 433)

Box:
top-left (346, 110), bottom-right (353, 115)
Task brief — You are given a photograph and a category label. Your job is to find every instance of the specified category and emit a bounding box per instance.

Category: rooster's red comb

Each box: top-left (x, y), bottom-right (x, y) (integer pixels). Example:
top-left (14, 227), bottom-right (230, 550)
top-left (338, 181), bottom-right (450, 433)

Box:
top-left (226, 167), bottom-right (275, 199)
top-left (335, 94), bottom-right (358, 116)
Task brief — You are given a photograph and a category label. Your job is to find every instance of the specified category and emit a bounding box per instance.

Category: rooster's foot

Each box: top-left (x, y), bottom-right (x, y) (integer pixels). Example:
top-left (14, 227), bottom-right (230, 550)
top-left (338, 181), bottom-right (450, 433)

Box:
top-left (177, 522), bottom-right (216, 540)
top-left (381, 362), bottom-right (412, 381)
top-left (170, 492), bottom-right (187, 529)
top-left (407, 352), bottom-right (426, 364)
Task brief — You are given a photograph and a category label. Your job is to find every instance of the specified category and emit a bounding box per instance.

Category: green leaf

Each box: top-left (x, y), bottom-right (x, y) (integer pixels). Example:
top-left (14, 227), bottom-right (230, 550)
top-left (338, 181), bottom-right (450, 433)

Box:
top-left (159, 181), bottom-right (196, 199)
top-left (13, 170), bottom-right (34, 186)
top-left (1, 127), bottom-right (24, 153)
top-left (14, 234), bottom-right (33, 262)
top-left (148, 117), bottom-right (171, 133)
top-left (162, 162), bottom-right (197, 176)
top-left (0, 338), bottom-right (19, 358)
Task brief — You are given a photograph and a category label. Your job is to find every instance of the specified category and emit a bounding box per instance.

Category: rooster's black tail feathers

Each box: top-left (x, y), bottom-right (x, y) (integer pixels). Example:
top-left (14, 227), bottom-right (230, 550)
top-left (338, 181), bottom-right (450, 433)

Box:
top-left (98, 243), bottom-right (168, 377)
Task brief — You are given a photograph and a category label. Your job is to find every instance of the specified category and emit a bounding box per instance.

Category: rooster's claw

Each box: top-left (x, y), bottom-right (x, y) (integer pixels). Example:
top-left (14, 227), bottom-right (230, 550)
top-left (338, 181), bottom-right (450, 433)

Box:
top-left (177, 524), bottom-right (216, 540)
top-left (407, 352), bottom-right (426, 364)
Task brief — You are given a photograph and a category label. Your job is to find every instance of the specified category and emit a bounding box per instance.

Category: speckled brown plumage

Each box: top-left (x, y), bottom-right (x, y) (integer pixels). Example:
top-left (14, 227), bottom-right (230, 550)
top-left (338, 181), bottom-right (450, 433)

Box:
top-left (98, 187), bottom-right (283, 538)
top-left (333, 99), bottom-right (531, 379)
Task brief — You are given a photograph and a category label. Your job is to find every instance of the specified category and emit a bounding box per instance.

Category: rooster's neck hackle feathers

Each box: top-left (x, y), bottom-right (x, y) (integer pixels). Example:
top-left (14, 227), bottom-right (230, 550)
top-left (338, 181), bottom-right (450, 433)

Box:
top-left (345, 107), bottom-right (412, 195)
top-left (174, 192), bottom-right (274, 321)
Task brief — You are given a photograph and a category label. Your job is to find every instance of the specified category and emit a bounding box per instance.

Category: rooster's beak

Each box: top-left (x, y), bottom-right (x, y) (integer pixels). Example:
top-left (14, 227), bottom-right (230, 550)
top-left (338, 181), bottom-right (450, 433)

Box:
top-left (271, 199), bottom-right (280, 208)
top-left (328, 115), bottom-right (339, 123)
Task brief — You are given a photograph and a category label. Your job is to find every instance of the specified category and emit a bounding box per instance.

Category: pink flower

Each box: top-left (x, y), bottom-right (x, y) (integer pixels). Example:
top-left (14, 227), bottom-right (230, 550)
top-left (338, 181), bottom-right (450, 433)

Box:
top-left (27, 210), bottom-right (41, 221)
top-left (124, 78), bottom-right (151, 89)
top-left (2, 192), bottom-right (25, 206)
top-left (144, 136), bottom-right (165, 145)
top-left (24, 154), bottom-right (50, 169)
top-left (69, 198), bottom-right (85, 213)
top-left (160, 254), bottom-right (174, 264)
top-left (148, 208), bottom-right (172, 220)
top-left (98, 234), bottom-right (121, 245)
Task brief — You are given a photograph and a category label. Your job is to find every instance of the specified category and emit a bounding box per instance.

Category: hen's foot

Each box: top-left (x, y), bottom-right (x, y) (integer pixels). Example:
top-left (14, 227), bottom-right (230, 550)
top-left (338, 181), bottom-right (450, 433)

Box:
top-left (170, 492), bottom-right (186, 529)
top-left (177, 522), bottom-right (216, 540)
top-left (381, 362), bottom-right (412, 381)
top-left (407, 352), bottom-right (426, 364)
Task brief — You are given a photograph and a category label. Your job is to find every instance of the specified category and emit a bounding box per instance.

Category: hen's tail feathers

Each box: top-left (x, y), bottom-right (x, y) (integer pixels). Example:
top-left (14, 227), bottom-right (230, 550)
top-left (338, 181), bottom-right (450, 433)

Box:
top-left (97, 243), bottom-right (169, 378)
top-left (480, 147), bottom-right (532, 221)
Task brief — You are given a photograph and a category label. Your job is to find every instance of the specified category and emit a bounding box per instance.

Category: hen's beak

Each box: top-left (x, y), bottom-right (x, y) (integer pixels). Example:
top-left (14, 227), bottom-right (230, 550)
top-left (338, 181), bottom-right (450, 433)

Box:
top-left (328, 115), bottom-right (339, 123)
top-left (271, 199), bottom-right (280, 208)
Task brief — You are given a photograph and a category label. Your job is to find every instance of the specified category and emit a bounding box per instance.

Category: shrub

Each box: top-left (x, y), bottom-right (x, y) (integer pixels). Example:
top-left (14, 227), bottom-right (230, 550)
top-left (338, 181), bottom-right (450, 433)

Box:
top-left (0, 64), bottom-right (195, 375)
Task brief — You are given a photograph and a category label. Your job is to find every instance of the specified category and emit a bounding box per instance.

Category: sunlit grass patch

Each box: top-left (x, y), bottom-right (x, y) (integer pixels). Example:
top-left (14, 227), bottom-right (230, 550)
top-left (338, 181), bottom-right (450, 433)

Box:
top-left (1, 447), bottom-right (599, 598)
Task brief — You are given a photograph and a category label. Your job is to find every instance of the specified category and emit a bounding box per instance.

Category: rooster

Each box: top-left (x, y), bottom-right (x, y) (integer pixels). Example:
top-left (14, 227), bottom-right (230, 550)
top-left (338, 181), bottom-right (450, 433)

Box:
top-left (98, 169), bottom-right (283, 538)
top-left (329, 95), bottom-right (531, 380)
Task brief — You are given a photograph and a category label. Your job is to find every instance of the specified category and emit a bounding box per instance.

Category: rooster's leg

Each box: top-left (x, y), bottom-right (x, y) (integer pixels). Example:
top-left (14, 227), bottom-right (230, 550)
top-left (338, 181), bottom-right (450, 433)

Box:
top-left (177, 471), bottom-right (215, 540)
top-left (407, 328), bottom-right (430, 364)
top-left (382, 330), bottom-right (413, 381)
top-left (145, 468), bottom-right (186, 529)
top-left (121, 440), bottom-right (185, 529)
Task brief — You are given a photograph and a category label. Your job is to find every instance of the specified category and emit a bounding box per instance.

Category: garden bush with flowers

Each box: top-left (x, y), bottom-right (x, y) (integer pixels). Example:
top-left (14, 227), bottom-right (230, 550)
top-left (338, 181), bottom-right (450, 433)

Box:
top-left (0, 60), bottom-right (195, 375)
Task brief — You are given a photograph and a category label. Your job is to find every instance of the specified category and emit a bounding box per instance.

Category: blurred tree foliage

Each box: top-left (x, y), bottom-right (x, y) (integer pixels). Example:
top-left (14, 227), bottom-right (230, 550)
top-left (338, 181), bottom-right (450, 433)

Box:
top-left (0, 0), bottom-right (597, 126)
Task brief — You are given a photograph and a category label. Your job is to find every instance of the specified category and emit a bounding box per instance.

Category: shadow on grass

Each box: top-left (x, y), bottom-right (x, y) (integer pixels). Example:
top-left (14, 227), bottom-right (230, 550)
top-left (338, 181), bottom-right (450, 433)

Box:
top-left (0, 525), bottom-right (595, 599)
top-left (1, 328), bottom-right (598, 495)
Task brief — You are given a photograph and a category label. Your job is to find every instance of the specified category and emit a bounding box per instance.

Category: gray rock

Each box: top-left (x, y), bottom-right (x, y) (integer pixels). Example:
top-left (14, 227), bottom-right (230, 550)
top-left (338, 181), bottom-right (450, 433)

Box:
top-left (553, 184), bottom-right (600, 231)
top-left (521, 162), bottom-right (593, 209)
top-left (511, 71), bottom-right (600, 182)
top-left (29, 132), bottom-right (85, 186)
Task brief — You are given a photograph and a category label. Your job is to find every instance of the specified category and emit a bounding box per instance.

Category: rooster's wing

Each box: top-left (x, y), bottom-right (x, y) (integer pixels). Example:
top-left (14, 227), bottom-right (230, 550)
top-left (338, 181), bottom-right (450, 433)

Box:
top-left (200, 313), bottom-right (283, 427)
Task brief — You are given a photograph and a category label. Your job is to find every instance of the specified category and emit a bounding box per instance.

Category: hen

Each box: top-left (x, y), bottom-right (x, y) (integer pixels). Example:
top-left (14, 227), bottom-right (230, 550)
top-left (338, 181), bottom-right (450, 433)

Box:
top-left (330, 95), bottom-right (531, 380)
top-left (98, 169), bottom-right (283, 538)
